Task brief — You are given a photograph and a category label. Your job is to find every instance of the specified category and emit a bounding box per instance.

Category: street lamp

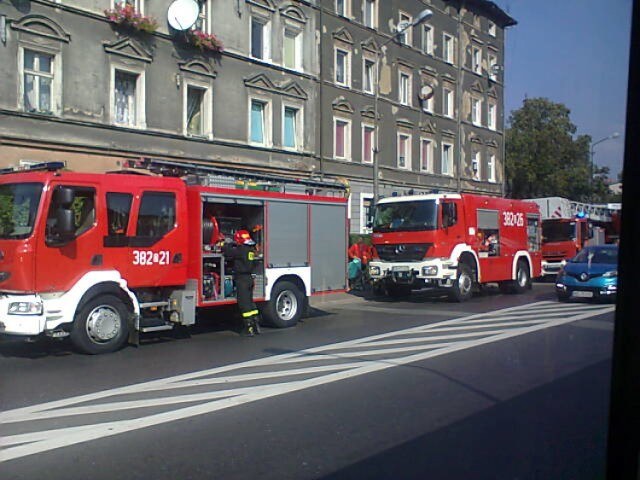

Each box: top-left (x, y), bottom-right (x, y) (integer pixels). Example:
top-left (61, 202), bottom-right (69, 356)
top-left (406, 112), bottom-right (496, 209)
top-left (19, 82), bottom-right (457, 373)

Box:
top-left (373, 8), bottom-right (434, 205)
top-left (590, 132), bottom-right (620, 202)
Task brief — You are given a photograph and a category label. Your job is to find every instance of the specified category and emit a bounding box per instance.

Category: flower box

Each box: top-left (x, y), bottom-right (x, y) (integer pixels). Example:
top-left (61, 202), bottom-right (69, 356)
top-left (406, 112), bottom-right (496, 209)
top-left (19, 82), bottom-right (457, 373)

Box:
top-left (104, 4), bottom-right (158, 34)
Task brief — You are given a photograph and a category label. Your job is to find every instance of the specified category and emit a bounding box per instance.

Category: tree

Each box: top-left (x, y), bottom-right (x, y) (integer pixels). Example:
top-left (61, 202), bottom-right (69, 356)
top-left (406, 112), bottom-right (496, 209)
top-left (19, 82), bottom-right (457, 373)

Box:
top-left (505, 98), bottom-right (592, 200)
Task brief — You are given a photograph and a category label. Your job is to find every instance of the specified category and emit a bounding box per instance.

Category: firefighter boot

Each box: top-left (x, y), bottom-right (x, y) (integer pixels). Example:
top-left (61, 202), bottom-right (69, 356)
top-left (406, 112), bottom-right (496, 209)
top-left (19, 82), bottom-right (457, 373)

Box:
top-left (251, 314), bottom-right (261, 335)
top-left (241, 317), bottom-right (255, 337)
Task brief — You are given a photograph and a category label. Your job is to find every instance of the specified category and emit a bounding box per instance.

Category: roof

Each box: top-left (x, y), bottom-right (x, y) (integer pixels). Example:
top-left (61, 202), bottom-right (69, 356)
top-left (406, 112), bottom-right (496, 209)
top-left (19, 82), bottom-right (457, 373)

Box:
top-left (443, 0), bottom-right (517, 28)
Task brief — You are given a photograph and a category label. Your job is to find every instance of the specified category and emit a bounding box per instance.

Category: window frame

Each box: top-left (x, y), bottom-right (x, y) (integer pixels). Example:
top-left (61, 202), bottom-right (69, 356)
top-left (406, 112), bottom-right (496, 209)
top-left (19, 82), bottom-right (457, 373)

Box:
top-left (443, 33), bottom-right (454, 64)
top-left (443, 86), bottom-right (454, 118)
top-left (335, 0), bottom-right (351, 18)
top-left (183, 81), bottom-right (212, 139)
top-left (363, 57), bottom-right (376, 94)
top-left (283, 27), bottom-right (303, 71)
top-left (399, 70), bottom-right (412, 106)
top-left (250, 15), bottom-right (272, 62)
top-left (441, 142), bottom-right (454, 176)
top-left (472, 46), bottom-right (482, 74)
top-left (20, 48), bottom-right (60, 116)
top-left (248, 96), bottom-right (273, 147)
top-left (112, 0), bottom-right (143, 13)
top-left (335, 47), bottom-right (351, 87)
top-left (422, 24), bottom-right (434, 55)
top-left (488, 152), bottom-right (496, 182)
top-left (110, 65), bottom-right (146, 128)
top-left (472, 150), bottom-right (481, 180)
top-left (362, 122), bottom-right (375, 165)
top-left (488, 102), bottom-right (497, 130)
top-left (471, 97), bottom-right (483, 126)
top-left (363, 0), bottom-right (377, 29)
top-left (282, 103), bottom-right (304, 151)
top-left (397, 132), bottom-right (412, 170)
top-left (420, 137), bottom-right (434, 173)
top-left (334, 116), bottom-right (352, 161)
top-left (398, 11), bottom-right (413, 46)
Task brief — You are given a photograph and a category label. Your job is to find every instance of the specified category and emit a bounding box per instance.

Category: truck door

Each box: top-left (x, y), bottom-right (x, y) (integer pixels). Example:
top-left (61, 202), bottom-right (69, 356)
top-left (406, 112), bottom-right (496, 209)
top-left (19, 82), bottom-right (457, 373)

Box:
top-left (35, 183), bottom-right (103, 293)
top-left (125, 189), bottom-right (188, 288)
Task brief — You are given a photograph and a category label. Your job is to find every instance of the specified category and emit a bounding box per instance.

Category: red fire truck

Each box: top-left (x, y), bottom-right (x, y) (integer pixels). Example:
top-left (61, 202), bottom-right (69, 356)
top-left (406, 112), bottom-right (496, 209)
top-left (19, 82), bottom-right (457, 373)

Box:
top-left (368, 193), bottom-right (542, 301)
top-left (0, 160), bottom-right (348, 354)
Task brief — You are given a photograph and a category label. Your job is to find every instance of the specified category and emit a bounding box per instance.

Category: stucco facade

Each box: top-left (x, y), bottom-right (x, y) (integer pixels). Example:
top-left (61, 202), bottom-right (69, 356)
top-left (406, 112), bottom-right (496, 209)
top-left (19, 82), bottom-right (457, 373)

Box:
top-left (0, 0), bottom-right (515, 233)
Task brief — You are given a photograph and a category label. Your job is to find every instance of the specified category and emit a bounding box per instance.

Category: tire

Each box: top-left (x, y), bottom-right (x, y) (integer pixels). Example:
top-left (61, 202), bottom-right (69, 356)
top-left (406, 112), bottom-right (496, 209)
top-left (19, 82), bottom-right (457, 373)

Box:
top-left (449, 264), bottom-right (474, 302)
top-left (70, 294), bottom-right (130, 355)
top-left (262, 281), bottom-right (305, 328)
top-left (387, 284), bottom-right (412, 299)
top-left (513, 260), bottom-right (531, 294)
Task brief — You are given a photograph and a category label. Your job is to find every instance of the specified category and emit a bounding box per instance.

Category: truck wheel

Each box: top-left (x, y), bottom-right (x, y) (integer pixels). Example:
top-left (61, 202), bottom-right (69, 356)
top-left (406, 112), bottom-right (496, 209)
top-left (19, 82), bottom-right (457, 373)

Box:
top-left (513, 260), bottom-right (531, 294)
top-left (262, 281), bottom-right (304, 328)
top-left (70, 294), bottom-right (130, 355)
top-left (387, 285), bottom-right (412, 299)
top-left (449, 264), bottom-right (474, 302)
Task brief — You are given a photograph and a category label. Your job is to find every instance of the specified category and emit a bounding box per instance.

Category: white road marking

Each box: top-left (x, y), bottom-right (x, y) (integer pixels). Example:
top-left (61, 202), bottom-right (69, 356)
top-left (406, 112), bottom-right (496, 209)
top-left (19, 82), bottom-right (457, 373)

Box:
top-left (0, 301), bottom-right (613, 462)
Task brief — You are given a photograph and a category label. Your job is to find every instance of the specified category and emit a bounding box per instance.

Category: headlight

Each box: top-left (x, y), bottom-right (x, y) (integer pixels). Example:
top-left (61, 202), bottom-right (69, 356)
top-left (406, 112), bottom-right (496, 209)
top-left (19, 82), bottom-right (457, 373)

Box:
top-left (602, 270), bottom-right (618, 278)
top-left (369, 266), bottom-right (381, 276)
top-left (8, 301), bottom-right (43, 315)
top-left (422, 266), bottom-right (438, 276)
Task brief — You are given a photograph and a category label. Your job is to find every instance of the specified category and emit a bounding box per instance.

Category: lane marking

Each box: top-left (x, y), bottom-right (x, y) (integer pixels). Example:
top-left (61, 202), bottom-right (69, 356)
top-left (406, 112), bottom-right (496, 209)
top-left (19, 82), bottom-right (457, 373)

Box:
top-left (0, 301), bottom-right (614, 463)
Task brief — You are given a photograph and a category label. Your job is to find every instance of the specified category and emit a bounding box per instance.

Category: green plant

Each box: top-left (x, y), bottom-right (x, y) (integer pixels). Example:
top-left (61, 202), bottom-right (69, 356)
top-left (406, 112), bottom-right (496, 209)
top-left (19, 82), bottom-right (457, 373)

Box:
top-left (187, 29), bottom-right (224, 53)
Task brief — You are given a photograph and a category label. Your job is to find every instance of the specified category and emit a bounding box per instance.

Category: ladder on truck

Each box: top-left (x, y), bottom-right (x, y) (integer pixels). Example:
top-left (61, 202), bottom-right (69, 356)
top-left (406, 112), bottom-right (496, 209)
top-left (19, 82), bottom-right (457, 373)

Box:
top-left (122, 158), bottom-right (349, 198)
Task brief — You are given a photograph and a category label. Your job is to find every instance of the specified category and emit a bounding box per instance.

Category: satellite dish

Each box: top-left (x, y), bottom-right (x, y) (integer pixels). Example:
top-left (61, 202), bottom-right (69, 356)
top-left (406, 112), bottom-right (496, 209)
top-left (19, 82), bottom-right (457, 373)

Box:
top-left (419, 85), bottom-right (434, 101)
top-left (167, 0), bottom-right (199, 31)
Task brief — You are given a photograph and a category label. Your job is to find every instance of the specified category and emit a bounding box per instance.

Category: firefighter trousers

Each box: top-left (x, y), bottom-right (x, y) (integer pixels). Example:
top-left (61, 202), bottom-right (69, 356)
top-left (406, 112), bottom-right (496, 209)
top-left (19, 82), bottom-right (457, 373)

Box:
top-left (235, 274), bottom-right (258, 320)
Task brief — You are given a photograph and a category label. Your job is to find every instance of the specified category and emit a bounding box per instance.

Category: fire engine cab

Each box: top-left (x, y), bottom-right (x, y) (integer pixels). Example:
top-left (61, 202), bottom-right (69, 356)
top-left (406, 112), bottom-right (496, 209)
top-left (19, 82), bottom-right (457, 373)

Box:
top-left (368, 193), bottom-right (543, 301)
top-left (0, 160), bottom-right (348, 354)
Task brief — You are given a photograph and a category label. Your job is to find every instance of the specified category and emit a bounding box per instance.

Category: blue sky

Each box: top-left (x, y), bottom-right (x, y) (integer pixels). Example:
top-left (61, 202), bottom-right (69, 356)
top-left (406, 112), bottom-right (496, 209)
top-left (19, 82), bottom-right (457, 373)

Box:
top-left (495, 0), bottom-right (632, 178)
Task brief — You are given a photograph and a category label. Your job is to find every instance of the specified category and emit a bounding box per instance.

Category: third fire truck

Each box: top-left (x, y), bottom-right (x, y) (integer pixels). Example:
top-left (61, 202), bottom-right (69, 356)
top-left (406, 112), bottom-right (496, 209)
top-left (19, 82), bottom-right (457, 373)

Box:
top-left (368, 193), bottom-right (542, 301)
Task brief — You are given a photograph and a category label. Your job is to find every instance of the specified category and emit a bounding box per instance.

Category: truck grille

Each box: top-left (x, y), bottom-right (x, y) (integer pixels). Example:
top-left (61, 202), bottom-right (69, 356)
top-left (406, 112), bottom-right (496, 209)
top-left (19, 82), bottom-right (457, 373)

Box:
top-left (376, 244), bottom-right (431, 262)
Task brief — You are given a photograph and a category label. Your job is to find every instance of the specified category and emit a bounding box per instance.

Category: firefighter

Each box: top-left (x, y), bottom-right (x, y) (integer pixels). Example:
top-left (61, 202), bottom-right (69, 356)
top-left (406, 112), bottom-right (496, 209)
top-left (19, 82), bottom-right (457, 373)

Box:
top-left (223, 230), bottom-right (261, 336)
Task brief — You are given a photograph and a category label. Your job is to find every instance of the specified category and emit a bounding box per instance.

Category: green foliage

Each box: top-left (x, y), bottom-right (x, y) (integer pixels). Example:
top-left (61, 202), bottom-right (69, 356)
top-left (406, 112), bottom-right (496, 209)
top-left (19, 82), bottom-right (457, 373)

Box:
top-left (505, 98), bottom-right (593, 201)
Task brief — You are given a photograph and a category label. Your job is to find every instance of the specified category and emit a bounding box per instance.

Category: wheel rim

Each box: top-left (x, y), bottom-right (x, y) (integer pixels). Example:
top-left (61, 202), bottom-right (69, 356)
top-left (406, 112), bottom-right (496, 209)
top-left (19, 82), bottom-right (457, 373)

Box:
top-left (459, 272), bottom-right (472, 295)
top-left (86, 305), bottom-right (122, 344)
top-left (517, 267), bottom-right (528, 287)
top-left (276, 290), bottom-right (298, 321)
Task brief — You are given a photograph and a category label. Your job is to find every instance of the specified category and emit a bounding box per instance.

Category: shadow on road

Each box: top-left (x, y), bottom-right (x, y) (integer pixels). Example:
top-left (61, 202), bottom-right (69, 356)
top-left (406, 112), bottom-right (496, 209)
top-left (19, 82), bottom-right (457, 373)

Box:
top-left (318, 360), bottom-right (610, 480)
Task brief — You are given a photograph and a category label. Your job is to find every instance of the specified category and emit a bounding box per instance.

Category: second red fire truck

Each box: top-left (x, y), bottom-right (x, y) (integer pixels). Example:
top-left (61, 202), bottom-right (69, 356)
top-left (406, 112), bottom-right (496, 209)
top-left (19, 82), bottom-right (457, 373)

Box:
top-left (0, 159), bottom-right (348, 354)
top-left (368, 193), bottom-right (543, 301)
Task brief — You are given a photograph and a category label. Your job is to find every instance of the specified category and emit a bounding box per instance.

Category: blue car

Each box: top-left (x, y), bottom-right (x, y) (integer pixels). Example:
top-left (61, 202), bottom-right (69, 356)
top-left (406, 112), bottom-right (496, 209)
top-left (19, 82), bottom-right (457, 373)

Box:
top-left (555, 245), bottom-right (618, 302)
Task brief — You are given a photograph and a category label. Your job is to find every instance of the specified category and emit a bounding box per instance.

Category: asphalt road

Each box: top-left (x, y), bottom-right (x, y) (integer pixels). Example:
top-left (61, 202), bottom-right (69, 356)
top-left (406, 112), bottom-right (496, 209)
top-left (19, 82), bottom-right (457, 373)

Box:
top-left (0, 283), bottom-right (614, 479)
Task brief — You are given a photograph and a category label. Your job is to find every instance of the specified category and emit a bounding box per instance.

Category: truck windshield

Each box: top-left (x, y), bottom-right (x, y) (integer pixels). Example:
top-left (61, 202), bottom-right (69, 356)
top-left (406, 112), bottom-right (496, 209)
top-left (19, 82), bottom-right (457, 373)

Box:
top-left (542, 220), bottom-right (576, 242)
top-left (0, 182), bottom-right (43, 239)
top-left (373, 200), bottom-right (438, 233)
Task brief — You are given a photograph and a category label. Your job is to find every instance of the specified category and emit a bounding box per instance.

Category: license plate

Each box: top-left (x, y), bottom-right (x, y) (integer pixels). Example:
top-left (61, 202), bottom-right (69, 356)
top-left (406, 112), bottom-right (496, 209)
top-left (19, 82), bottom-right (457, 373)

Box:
top-left (392, 266), bottom-right (410, 272)
top-left (572, 291), bottom-right (594, 298)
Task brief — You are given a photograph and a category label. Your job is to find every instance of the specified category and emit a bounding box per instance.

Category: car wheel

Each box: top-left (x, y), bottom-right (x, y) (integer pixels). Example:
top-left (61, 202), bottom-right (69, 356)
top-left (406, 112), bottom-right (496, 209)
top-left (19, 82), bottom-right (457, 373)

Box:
top-left (449, 264), bottom-right (474, 302)
top-left (70, 294), bottom-right (130, 355)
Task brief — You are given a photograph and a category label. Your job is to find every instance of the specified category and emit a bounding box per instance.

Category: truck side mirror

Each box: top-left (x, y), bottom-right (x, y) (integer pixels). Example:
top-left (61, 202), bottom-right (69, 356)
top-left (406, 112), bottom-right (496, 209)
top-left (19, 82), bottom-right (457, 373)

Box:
top-left (46, 208), bottom-right (75, 246)
top-left (54, 187), bottom-right (75, 207)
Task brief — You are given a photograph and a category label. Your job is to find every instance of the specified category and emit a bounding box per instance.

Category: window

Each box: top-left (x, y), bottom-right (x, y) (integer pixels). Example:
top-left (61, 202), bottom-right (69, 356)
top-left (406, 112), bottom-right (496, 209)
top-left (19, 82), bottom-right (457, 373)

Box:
top-left (283, 106), bottom-right (302, 150)
top-left (443, 87), bottom-right (454, 118)
top-left (363, 58), bottom-right (375, 94)
top-left (421, 83), bottom-right (435, 113)
top-left (22, 50), bottom-right (55, 114)
top-left (397, 133), bottom-right (412, 170)
top-left (489, 54), bottom-right (498, 81)
top-left (472, 150), bottom-right (481, 180)
top-left (472, 46), bottom-right (482, 74)
top-left (114, 69), bottom-right (141, 127)
top-left (527, 215), bottom-right (541, 251)
top-left (398, 12), bottom-right (412, 46)
top-left (185, 85), bottom-right (206, 137)
top-left (106, 192), bottom-right (133, 236)
top-left (362, 124), bottom-right (375, 164)
top-left (46, 186), bottom-right (96, 243)
top-left (251, 17), bottom-right (270, 61)
top-left (488, 20), bottom-right (497, 37)
top-left (334, 118), bottom-right (352, 160)
top-left (399, 71), bottom-right (411, 106)
top-left (113, 0), bottom-right (141, 10)
top-left (472, 98), bottom-right (482, 126)
top-left (336, 0), bottom-right (349, 17)
top-left (335, 48), bottom-right (350, 87)
top-left (488, 153), bottom-right (496, 182)
top-left (442, 143), bottom-right (453, 176)
top-left (284, 29), bottom-right (302, 70)
top-left (422, 25), bottom-right (434, 55)
top-left (363, 0), bottom-right (377, 28)
top-left (477, 209), bottom-right (500, 257)
top-left (250, 99), bottom-right (270, 146)
top-left (443, 34), bottom-right (454, 63)
top-left (420, 138), bottom-right (433, 173)
top-left (360, 193), bottom-right (374, 234)
top-left (488, 102), bottom-right (497, 130)
top-left (136, 192), bottom-right (176, 238)
top-left (195, 0), bottom-right (211, 33)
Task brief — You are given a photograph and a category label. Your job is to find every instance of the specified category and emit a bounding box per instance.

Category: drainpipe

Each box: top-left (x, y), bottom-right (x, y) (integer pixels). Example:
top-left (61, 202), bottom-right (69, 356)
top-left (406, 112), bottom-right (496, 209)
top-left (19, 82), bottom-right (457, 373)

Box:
top-left (455, 0), bottom-right (464, 193)
top-left (318, 4), bottom-right (324, 178)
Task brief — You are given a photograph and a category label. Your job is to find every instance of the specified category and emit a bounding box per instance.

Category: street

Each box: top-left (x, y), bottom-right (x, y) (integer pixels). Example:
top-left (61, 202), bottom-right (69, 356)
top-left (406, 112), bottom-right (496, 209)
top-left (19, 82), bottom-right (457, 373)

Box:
top-left (0, 283), bottom-right (614, 480)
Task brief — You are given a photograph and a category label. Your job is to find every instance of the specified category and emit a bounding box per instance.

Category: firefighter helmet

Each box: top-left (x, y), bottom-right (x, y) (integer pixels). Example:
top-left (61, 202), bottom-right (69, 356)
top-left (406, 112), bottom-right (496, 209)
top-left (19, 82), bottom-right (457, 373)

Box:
top-left (234, 230), bottom-right (255, 246)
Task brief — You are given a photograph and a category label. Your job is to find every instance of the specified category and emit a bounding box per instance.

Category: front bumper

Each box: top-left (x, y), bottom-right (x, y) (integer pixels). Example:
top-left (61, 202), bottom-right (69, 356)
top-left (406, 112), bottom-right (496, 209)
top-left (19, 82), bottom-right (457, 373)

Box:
top-left (555, 277), bottom-right (617, 299)
top-left (0, 294), bottom-right (46, 336)
top-left (369, 258), bottom-right (458, 287)
top-left (542, 260), bottom-right (564, 276)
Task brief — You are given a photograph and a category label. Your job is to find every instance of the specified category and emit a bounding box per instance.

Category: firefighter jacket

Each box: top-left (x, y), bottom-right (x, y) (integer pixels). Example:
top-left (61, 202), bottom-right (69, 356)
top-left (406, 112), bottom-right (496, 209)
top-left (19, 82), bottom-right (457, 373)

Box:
top-left (223, 243), bottom-right (257, 275)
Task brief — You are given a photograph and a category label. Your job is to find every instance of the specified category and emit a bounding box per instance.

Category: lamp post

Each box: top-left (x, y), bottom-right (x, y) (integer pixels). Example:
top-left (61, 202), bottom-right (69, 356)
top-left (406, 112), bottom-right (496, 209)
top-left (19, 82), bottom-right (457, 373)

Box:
top-left (590, 132), bottom-right (620, 202)
top-left (373, 8), bottom-right (433, 205)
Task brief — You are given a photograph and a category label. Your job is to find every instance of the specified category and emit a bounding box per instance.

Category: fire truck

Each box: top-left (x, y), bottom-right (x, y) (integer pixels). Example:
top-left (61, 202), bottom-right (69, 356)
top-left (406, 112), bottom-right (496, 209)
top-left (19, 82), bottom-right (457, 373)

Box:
top-left (368, 193), bottom-right (542, 301)
top-left (0, 159), bottom-right (348, 354)
top-left (527, 197), bottom-right (620, 276)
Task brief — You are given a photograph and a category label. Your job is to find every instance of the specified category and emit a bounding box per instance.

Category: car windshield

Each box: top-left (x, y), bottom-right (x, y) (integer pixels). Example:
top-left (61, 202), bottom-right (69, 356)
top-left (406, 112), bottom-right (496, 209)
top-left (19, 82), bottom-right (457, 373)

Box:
top-left (571, 247), bottom-right (618, 265)
top-left (542, 220), bottom-right (576, 242)
top-left (373, 200), bottom-right (438, 233)
top-left (0, 182), bottom-right (43, 239)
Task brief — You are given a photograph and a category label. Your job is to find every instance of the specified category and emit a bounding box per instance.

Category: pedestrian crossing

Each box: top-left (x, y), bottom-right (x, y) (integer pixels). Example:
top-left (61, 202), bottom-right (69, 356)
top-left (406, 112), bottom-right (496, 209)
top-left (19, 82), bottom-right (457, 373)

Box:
top-left (0, 300), bottom-right (614, 462)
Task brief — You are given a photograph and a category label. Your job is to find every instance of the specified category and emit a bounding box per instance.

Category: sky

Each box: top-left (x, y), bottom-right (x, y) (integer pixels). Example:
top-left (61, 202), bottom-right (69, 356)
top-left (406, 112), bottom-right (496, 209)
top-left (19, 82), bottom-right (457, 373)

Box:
top-left (494, 0), bottom-right (633, 179)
